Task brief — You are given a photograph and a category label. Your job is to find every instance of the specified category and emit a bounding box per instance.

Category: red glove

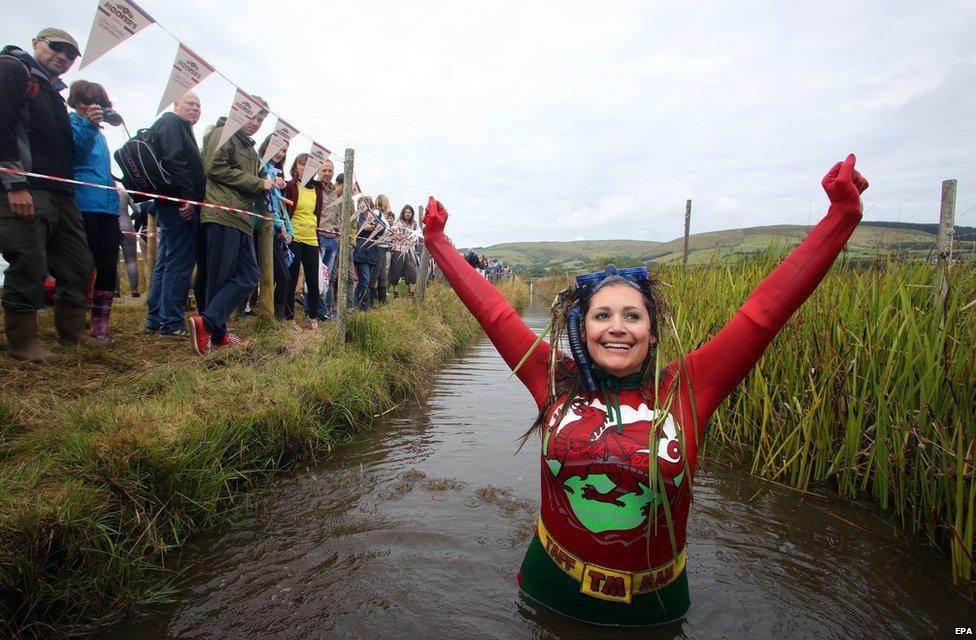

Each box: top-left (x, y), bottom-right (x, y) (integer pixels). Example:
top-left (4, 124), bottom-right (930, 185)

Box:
top-left (822, 153), bottom-right (869, 213)
top-left (423, 196), bottom-right (447, 237)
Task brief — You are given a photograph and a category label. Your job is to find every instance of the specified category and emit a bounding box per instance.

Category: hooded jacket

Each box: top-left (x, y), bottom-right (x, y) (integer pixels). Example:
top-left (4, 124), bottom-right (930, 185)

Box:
top-left (200, 119), bottom-right (264, 234)
top-left (69, 111), bottom-right (118, 214)
top-left (0, 45), bottom-right (74, 194)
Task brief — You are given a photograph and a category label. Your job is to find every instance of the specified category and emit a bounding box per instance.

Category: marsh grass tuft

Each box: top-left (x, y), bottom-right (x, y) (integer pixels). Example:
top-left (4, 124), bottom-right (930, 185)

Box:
top-left (0, 280), bottom-right (528, 638)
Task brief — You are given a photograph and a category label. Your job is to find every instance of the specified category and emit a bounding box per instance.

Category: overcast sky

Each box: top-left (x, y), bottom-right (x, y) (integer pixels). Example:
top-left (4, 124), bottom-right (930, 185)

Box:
top-left (5, 1), bottom-right (975, 247)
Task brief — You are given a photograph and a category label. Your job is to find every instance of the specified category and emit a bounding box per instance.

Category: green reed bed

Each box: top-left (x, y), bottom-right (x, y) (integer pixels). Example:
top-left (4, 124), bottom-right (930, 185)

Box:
top-left (0, 280), bottom-right (528, 638)
top-left (665, 257), bottom-right (975, 588)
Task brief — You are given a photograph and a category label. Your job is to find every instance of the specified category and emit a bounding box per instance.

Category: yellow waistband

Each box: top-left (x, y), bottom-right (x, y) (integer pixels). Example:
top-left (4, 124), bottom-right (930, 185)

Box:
top-left (536, 518), bottom-right (686, 604)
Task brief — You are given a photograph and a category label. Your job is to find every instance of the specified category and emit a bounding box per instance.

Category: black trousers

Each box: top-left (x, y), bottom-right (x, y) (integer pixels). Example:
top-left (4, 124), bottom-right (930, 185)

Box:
top-left (82, 212), bottom-right (121, 291)
top-left (285, 241), bottom-right (319, 320)
top-left (273, 236), bottom-right (291, 319)
top-left (193, 220), bottom-right (207, 312)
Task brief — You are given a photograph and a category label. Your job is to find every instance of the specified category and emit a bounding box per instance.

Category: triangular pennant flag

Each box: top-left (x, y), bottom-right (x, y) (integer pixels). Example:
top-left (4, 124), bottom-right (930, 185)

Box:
top-left (80, 0), bottom-right (155, 69)
top-left (353, 181), bottom-right (362, 196)
top-left (260, 118), bottom-right (299, 166)
top-left (156, 44), bottom-right (214, 115)
top-left (300, 142), bottom-right (332, 185)
top-left (216, 88), bottom-right (266, 150)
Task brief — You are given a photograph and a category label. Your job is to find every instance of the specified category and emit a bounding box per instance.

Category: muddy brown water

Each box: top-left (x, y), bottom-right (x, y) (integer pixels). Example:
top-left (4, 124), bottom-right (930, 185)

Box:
top-left (99, 311), bottom-right (974, 640)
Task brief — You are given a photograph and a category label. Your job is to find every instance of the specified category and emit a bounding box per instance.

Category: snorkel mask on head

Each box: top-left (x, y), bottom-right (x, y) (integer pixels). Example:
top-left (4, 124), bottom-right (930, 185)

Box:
top-left (567, 264), bottom-right (651, 392)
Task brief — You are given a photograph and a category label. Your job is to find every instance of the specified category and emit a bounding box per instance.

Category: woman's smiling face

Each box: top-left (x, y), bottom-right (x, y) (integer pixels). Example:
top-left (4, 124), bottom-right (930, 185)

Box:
top-left (584, 284), bottom-right (656, 377)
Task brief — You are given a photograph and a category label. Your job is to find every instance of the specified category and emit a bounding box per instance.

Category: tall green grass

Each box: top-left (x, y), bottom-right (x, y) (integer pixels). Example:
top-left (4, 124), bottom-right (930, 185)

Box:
top-left (538, 256), bottom-right (975, 589)
top-left (0, 280), bottom-right (528, 638)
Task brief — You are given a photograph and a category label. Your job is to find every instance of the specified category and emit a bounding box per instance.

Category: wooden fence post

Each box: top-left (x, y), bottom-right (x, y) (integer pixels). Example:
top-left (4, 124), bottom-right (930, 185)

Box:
top-left (256, 214), bottom-right (274, 317)
top-left (145, 213), bottom-right (157, 295)
top-left (336, 149), bottom-right (354, 342)
top-left (935, 179), bottom-right (957, 328)
top-left (416, 205), bottom-right (430, 301)
top-left (682, 199), bottom-right (692, 269)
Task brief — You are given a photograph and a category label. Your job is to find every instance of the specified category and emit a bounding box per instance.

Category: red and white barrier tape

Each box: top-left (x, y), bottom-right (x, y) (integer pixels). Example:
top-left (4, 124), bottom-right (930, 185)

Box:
top-left (0, 167), bottom-right (272, 222)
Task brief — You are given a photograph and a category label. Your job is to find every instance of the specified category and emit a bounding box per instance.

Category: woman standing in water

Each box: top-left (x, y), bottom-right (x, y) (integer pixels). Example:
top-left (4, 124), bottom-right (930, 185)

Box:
top-left (422, 155), bottom-right (868, 625)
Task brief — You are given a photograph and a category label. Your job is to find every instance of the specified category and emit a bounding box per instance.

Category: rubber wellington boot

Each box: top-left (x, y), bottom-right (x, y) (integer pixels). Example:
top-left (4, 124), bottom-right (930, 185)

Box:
top-left (53, 303), bottom-right (101, 346)
top-left (89, 290), bottom-right (116, 345)
top-left (4, 311), bottom-right (61, 362)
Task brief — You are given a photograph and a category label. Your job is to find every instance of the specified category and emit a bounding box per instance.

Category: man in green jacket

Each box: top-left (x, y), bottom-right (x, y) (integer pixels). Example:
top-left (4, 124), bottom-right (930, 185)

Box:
top-left (189, 98), bottom-right (276, 355)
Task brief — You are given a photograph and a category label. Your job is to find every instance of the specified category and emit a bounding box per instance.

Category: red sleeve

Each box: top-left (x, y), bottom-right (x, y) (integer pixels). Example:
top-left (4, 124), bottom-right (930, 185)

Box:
top-left (424, 229), bottom-right (551, 408)
top-left (283, 180), bottom-right (296, 216)
top-left (683, 202), bottom-right (861, 421)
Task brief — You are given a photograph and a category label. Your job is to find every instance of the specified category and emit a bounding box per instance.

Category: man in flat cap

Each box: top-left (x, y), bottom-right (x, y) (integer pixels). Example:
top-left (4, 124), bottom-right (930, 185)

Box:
top-left (0, 28), bottom-right (103, 361)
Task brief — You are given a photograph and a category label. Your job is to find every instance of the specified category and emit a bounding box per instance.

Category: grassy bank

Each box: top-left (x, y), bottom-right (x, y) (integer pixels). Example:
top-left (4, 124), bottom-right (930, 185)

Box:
top-left (535, 257), bottom-right (976, 589)
top-left (0, 280), bottom-right (528, 638)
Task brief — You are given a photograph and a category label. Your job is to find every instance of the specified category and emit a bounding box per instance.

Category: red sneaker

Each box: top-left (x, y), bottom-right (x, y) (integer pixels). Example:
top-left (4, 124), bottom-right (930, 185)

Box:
top-left (189, 315), bottom-right (211, 355)
top-left (213, 333), bottom-right (242, 348)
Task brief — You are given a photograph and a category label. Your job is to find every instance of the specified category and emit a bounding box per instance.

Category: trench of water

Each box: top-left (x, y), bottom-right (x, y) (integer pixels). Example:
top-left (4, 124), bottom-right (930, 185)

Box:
top-left (98, 310), bottom-right (974, 639)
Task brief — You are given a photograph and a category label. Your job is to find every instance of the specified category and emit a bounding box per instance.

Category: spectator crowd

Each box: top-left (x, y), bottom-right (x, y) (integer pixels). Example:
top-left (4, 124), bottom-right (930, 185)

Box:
top-left (463, 250), bottom-right (514, 283)
top-left (0, 26), bottom-right (440, 361)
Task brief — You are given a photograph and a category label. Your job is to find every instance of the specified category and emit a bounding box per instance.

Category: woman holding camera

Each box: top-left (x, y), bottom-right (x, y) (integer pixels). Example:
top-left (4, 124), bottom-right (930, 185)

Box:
top-left (68, 80), bottom-right (119, 344)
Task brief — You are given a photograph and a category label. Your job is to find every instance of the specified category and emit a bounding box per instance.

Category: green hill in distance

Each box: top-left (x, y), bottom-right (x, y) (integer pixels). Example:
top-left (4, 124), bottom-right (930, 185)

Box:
top-left (467, 222), bottom-right (976, 275)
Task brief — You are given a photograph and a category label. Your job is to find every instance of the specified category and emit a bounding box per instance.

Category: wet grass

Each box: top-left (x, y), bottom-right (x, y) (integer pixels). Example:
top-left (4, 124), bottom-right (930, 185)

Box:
top-left (0, 280), bottom-right (528, 639)
top-left (538, 256), bottom-right (976, 590)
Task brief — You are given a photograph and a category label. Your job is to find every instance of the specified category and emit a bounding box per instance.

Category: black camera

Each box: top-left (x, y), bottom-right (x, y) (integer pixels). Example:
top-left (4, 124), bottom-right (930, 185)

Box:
top-left (100, 106), bottom-right (124, 127)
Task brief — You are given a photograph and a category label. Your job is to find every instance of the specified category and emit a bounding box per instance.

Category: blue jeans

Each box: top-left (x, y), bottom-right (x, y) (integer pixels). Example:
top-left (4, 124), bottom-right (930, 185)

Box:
top-left (305, 235), bottom-right (339, 319)
top-left (147, 203), bottom-right (198, 333)
top-left (201, 223), bottom-right (259, 342)
top-left (353, 261), bottom-right (371, 310)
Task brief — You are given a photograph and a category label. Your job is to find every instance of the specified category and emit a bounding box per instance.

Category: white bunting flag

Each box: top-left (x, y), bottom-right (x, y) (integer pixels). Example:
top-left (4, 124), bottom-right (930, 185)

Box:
top-left (259, 119), bottom-right (300, 166)
top-left (156, 44), bottom-right (214, 115)
top-left (216, 88), bottom-right (267, 150)
top-left (301, 142), bottom-right (332, 185)
top-left (80, 0), bottom-right (155, 69)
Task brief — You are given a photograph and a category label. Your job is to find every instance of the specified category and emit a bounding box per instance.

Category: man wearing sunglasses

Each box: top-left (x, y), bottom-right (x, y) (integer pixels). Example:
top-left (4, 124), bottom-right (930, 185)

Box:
top-left (0, 28), bottom-right (100, 362)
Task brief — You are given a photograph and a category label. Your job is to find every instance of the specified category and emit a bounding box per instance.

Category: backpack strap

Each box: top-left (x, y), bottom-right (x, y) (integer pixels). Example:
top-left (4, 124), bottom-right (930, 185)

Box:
top-left (0, 54), bottom-right (40, 99)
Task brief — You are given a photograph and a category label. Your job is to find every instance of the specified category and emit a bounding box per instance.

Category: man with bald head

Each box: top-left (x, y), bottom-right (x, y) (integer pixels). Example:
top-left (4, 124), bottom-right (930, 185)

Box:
top-left (145, 91), bottom-right (207, 337)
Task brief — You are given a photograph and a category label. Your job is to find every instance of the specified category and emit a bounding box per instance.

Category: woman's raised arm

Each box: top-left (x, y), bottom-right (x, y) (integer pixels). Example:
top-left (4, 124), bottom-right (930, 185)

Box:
top-left (682, 154), bottom-right (869, 423)
top-left (423, 197), bottom-right (551, 408)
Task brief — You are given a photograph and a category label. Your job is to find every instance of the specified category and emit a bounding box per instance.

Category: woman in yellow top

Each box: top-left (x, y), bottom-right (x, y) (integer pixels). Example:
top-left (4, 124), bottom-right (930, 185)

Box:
top-left (283, 153), bottom-right (321, 329)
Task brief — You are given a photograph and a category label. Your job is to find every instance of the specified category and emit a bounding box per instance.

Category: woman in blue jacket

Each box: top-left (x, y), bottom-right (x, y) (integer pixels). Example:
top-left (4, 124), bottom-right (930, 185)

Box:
top-left (255, 136), bottom-right (295, 320)
top-left (68, 80), bottom-right (119, 343)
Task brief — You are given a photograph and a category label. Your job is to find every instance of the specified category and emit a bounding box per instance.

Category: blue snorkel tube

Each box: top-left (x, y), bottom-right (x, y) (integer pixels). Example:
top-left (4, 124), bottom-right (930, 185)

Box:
top-left (567, 307), bottom-right (597, 392)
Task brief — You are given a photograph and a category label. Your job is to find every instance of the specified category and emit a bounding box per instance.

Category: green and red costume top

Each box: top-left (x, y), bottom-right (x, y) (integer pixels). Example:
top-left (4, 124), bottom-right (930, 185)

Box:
top-left (422, 159), bottom-right (866, 625)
